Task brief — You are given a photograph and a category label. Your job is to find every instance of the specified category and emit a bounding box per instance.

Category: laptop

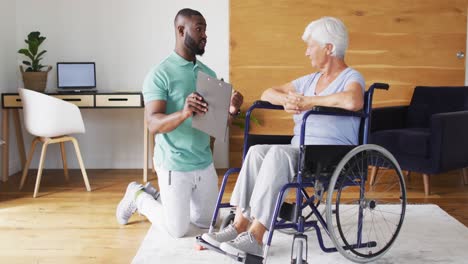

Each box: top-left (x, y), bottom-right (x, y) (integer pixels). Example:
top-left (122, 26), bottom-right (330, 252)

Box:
top-left (57, 62), bottom-right (97, 93)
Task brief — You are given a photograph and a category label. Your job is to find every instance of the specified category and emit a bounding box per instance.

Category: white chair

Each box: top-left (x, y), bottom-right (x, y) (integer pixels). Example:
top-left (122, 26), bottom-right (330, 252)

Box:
top-left (18, 88), bottom-right (91, 197)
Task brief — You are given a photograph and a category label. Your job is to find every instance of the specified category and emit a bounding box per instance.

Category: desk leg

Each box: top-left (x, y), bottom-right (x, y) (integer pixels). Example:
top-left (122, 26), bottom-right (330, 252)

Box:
top-left (13, 109), bottom-right (26, 168)
top-left (143, 114), bottom-right (148, 183)
top-left (149, 131), bottom-right (155, 173)
top-left (2, 109), bottom-right (9, 182)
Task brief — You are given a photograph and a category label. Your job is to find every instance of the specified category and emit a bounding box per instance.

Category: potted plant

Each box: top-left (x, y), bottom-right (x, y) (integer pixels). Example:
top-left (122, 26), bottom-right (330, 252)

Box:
top-left (232, 111), bottom-right (260, 129)
top-left (18, 31), bottom-right (52, 92)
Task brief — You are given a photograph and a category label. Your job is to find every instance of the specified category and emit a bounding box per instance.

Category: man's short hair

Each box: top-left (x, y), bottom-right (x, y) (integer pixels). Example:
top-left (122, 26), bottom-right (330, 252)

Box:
top-left (174, 8), bottom-right (203, 25)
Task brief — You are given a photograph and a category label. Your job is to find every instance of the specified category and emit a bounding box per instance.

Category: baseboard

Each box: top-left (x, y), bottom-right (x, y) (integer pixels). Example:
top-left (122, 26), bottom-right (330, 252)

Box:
top-left (8, 158), bottom-right (21, 177)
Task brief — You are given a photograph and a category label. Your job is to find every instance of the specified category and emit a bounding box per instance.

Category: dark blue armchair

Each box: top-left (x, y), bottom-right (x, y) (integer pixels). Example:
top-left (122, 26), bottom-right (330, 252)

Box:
top-left (370, 86), bottom-right (468, 195)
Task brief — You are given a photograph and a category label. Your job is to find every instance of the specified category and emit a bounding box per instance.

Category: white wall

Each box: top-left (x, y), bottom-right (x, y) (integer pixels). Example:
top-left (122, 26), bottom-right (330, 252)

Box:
top-left (0, 0), bottom-right (22, 175)
top-left (10, 0), bottom-right (229, 170)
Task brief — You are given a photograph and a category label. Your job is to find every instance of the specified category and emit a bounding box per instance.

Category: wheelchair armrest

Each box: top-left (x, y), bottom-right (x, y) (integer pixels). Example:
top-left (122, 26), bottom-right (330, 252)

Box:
top-left (298, 107), bottom-right (364, 146)
top-left (247, 100), bottom-right (284, 113)
top-left (311, 105), bottom-right (365, 117)
top-left (302, 106), bottom-right (365, 125)
top-left (371, 106), bottom-right (409, 132)
top-left (242, 101), bottom-right (287, 159)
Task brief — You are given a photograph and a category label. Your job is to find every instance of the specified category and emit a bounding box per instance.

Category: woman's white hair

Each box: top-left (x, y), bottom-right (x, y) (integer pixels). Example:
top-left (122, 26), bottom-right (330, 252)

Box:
top-left (302, 17), bottom-right (348, 59)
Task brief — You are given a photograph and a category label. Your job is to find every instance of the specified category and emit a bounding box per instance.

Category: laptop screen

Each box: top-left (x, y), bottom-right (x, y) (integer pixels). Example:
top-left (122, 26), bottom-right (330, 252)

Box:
top-left (57, 62), bottom-right (96, 89)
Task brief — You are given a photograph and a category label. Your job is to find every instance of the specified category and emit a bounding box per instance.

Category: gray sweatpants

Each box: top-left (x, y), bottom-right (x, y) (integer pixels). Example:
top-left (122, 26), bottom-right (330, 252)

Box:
top-left (230, 144), bottom-right (299, 229)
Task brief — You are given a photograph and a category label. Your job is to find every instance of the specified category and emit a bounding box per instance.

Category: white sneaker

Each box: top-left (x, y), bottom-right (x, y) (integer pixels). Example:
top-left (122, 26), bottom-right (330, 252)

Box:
top-left (201, 224), bottom-right (238, 247)
top-left (143, 182), bottom-right (160, 201)
top-left (116, 182), bottom-right (144, 225)
top-left (220, 232), bottom-right (263, 257)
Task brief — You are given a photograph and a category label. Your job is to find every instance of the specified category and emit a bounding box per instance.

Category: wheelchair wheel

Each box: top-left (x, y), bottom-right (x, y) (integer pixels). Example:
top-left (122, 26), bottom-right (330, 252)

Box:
top-left (291, 234), bottom-right (308, 264)
top-left (294, 240), bottom-right (304, 264)
top-left (325, 144), bottom-right (406, 263)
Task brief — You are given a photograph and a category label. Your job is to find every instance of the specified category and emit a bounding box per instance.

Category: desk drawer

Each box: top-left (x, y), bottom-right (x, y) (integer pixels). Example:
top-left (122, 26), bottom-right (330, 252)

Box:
top-left (96, 94), bottom-right (142, 107)
top-left (54, 95), bottom-right (94, 107)
top-left (2, 95), bottom-right (22, 107)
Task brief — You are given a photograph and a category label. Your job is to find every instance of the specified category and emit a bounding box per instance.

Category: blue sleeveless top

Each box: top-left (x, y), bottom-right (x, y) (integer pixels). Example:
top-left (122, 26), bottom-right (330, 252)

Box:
top-left (291, 67), bottom-right (365, 146)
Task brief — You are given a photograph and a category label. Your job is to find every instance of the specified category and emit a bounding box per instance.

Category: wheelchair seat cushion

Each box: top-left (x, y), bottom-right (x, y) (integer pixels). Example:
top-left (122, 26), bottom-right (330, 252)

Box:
top-left (371, 128), bottom-right (430, 157)
top-left (301, 145), bottom-right (356, 178)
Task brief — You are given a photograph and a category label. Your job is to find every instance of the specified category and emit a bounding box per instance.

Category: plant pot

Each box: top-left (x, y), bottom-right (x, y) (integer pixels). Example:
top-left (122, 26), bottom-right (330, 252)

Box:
top-left (20, 65), bottom-right (52, 93)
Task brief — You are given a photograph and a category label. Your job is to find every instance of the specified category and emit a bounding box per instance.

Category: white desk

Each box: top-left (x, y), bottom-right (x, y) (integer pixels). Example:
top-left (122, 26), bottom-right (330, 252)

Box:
top-left (1, 92), bottom-right (152, 182)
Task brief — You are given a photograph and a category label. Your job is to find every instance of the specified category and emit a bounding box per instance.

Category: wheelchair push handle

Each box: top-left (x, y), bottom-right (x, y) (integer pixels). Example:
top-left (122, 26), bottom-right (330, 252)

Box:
top-left (370, 83), bottom-right (389, 90)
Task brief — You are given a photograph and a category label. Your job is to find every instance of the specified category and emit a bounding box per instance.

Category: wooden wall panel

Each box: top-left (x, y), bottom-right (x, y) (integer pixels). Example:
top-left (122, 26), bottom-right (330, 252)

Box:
top-left (229, 0), bottom-right (468, 167)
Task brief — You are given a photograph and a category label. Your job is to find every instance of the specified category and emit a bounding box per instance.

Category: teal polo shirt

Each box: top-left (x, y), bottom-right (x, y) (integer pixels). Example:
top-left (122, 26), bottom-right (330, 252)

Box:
top-left (142, 51), bottom-right (217, 171)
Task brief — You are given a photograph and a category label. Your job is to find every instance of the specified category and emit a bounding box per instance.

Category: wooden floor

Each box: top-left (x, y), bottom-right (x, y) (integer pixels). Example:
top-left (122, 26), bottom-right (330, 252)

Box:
top-left (0, 169), bottom-right (467, 263)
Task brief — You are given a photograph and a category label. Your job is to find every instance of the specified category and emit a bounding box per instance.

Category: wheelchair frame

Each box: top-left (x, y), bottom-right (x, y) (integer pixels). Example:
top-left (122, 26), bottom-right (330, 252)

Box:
top-left (197, 83), bottom-right (407, 264)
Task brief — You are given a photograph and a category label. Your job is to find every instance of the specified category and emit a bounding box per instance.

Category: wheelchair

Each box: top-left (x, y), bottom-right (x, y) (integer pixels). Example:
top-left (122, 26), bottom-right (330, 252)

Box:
top-left (197, 83), bottom-right (407, 264)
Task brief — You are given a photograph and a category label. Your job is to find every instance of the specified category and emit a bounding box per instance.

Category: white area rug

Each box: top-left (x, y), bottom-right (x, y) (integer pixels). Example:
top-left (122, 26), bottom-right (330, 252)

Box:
top-left (133, 204), bottom-right (468, 263)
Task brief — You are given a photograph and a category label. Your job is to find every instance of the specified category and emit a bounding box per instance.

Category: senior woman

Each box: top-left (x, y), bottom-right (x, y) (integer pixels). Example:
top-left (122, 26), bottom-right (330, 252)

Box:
top-left (202, 16), bottom-right (366, 257)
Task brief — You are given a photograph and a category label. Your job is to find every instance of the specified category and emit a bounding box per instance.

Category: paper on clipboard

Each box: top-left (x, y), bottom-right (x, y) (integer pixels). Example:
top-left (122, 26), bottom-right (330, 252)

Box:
top-left (192, 71), bottom-right (232, 141)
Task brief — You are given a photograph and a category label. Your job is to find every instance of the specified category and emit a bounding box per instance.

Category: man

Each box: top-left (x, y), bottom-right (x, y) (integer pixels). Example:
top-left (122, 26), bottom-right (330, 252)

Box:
top-left (116, 8), bottom-right (243, 238)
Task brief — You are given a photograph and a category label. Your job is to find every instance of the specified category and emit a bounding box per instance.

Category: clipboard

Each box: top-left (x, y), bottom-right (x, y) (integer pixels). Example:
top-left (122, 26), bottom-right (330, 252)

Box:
top-left (192, 71), bottom-right (232, 141)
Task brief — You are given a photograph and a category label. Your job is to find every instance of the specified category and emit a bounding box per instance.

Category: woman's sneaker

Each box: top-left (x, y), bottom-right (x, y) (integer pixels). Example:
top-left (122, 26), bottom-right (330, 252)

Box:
top-left (220, 232), bottom-right (263, 257)
top-left (201, 224), bottom-right (238, 247)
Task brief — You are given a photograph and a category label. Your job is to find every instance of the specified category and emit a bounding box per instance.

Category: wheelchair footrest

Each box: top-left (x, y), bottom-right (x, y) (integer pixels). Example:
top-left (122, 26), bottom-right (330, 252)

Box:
top-left (195, 236), bottom-right (227, 256)
top-left (245, 253), bottom-right (264, 264)
top-left (195, 236), bottom-right (264, 263)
